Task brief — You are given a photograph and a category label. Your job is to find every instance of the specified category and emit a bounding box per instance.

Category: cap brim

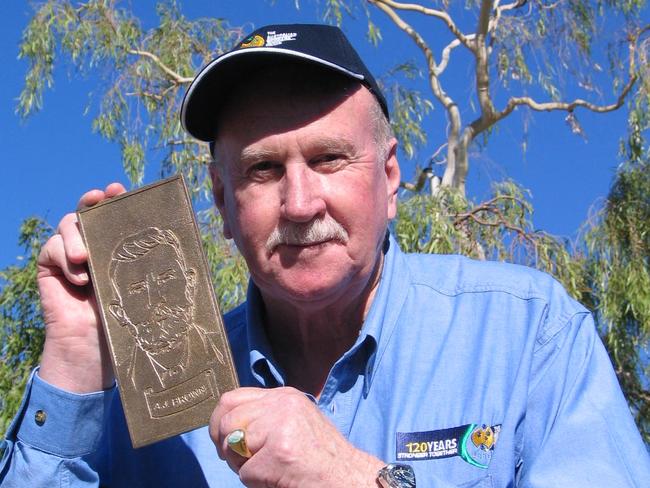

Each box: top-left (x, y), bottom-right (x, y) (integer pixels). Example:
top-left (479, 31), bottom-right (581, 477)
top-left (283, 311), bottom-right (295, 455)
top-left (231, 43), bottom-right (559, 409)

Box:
top-left (181, 48), bottom-right (366, 142)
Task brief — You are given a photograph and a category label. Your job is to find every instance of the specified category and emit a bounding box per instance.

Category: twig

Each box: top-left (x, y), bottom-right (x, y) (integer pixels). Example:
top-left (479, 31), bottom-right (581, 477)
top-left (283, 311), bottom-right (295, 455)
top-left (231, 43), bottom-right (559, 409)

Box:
top-left (370, 0), bottom-right (473, 50)
top-left (128, 49), bottom-right (193, 85)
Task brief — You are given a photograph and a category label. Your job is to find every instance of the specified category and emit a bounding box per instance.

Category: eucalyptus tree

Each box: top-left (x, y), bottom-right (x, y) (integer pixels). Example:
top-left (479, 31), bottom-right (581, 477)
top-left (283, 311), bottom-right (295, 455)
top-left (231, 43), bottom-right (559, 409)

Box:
top-left (1, 0), bottom-right (648, 443)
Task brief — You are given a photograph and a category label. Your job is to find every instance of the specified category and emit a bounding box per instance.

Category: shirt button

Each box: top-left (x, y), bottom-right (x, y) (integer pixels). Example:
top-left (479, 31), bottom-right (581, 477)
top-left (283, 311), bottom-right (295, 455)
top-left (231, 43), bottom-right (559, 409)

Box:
top-left (34, 410), bottom-right (47, 426)
top-left (330, 402), bottom-right (336, 413)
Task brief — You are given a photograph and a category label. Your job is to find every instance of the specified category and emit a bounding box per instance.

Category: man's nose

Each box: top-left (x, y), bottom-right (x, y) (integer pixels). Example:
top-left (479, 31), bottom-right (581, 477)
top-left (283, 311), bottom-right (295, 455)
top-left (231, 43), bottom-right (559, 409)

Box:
top-left (280, 164), bottom-right (326, 222)
top-left (145, 275), bottom-right (163, 308)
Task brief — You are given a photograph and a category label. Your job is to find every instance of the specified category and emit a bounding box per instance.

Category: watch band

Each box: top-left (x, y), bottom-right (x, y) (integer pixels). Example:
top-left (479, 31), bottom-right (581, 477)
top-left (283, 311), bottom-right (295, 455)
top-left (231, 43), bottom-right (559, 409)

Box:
top-left (377, 463), bottom-right (416, 488)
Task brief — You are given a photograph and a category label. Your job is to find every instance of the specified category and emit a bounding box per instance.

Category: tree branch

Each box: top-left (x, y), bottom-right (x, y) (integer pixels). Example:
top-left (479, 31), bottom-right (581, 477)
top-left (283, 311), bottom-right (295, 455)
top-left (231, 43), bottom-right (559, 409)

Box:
top-left (370, 0), bottom-right (465, 190)
top-left (127, 49), bottom-right (193, 85)
top-left (496, 79), bottom-right (636, 120)
top-left (495, 0), bottom-right (527, 14)
top-left (98, 6), bottom-right (193, 86)
top-left (494, 20), bottom-right (648, 123)
top-left (436, 37), bottom-right (469, 76)
top-left (474, 0), bottom-right (496, 121)
top-left (369, 0), bottom-right (455, 111)
top-left (482, 21), bottom-right (646, 136)
top-left (453, 195), bottom-right (537, 246)
top-left (491, 0), bottom-right (528, 36)
top-left (370, 0), bottom-right (473, 51)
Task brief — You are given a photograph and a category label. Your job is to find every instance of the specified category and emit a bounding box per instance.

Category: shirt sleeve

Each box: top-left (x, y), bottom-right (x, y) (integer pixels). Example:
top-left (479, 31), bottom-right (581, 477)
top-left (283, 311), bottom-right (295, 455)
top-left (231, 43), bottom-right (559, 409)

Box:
top-left (0, 369), bottom-right (115, 488)
top-left (519, 310), bottom-right (650, 487)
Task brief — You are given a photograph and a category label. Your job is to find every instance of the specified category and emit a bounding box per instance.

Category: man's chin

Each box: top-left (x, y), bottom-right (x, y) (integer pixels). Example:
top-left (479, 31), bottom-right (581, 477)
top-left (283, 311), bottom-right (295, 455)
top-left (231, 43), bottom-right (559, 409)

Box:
top-left (263, 273), bottom-right (356, 307)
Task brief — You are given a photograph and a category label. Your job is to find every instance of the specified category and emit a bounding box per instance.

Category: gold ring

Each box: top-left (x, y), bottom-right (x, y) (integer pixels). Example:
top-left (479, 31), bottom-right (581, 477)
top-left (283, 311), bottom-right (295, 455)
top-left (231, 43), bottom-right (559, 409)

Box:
top-left (227, 429), bottom-right (252, 458)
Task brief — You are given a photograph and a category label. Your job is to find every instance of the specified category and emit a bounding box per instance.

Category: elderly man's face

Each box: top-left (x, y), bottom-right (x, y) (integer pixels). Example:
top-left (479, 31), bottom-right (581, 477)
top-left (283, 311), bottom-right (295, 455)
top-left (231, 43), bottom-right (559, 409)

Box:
top-left (211, 80), bottom-right (400, 309)
top-left (112, 244), bottom-right (192, 355)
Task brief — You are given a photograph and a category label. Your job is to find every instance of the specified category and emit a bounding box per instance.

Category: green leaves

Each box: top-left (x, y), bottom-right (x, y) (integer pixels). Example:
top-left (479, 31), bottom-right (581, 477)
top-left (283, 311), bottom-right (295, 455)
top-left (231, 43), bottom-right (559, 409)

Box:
top-left (586, 157), bottom-right (650, 442)
top-left (382, 62), bottom-right (434, 160)
top-left (0, 218), bottom-right (51, 437)
top-left (395, 182), bottom-right (587, 302)
top-left (17, 0), bottom-right (240, 188)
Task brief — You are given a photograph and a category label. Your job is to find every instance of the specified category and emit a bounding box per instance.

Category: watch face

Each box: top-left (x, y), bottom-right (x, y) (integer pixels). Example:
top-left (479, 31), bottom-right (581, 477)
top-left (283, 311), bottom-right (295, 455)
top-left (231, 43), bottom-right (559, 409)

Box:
top-left (390, 465), bottom-right (415, 484)
top-left (390, 464), bottom-right (415, 486)
top-left (379, 464), bottom-right (416, 487)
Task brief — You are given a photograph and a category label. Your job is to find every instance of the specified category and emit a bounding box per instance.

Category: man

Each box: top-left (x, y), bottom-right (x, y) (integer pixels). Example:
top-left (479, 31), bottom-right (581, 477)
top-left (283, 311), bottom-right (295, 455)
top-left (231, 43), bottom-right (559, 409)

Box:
top-left (1, 23), bottom-right (649, 487)
top-left (108, 227), bottom-right (225, 392)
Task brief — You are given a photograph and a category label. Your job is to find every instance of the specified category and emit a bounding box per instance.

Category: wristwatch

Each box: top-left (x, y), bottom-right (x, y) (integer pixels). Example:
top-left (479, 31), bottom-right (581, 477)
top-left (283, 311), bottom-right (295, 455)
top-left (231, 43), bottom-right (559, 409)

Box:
top-left (377, 463), bottom-right (416, 488)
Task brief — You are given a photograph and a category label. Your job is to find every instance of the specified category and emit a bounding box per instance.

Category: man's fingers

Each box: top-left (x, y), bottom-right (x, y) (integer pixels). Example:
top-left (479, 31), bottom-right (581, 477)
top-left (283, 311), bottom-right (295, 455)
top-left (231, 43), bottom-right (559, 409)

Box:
top-left (77, 188), bottom-right (105, 210)
top-left (38, 234), bottom-right (89, 286)
top-left (211, 387), bottom-right (307, 466)
top-left (57, 213), bottom-right (87, 266)
top-left (210, 388), bottom-right (274, 462)
top-left (218, 418), bottom-right (266, 474)
top-left (213, 388), bottom-right (282, 438)
top-left (53, 182), bottom-right (126, 283)
top-left (104, 182), bottom-right (127, 197)
top-left (76, 182), bottom-right (126, 210)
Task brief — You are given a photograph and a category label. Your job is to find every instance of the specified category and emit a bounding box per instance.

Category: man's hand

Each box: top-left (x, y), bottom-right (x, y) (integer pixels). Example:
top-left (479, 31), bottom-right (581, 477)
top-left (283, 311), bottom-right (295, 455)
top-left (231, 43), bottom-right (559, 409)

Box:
top-left (38, 183), bottom-right (126, 393)
top-left (210, 387), bottom-right (384, 488)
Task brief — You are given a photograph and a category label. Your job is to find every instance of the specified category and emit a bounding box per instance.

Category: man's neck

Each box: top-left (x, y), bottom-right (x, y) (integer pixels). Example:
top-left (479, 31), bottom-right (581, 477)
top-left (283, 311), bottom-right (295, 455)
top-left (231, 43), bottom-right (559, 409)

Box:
top-left (261, 252), bottom-right (384, 396)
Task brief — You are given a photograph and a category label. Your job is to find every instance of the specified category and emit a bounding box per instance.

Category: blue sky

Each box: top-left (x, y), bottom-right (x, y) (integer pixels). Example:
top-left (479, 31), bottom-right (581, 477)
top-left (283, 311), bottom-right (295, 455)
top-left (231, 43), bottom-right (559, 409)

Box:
top-left (0, 1), bottom-right (630, 270)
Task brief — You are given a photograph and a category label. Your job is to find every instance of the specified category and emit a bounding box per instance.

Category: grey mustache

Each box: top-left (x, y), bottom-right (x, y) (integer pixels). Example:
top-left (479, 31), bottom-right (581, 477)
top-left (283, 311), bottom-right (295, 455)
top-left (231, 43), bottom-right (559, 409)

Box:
top-left (265, 217), bottom-right (349, 251)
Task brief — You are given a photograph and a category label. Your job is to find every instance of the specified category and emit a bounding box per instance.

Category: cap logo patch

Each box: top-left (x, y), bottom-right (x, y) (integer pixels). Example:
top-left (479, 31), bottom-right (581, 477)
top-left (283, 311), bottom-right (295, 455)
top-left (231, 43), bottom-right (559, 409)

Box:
top-left (240, 34), bottom-right (265, 48)
top-left (266, 30), bottom-right (297, 47)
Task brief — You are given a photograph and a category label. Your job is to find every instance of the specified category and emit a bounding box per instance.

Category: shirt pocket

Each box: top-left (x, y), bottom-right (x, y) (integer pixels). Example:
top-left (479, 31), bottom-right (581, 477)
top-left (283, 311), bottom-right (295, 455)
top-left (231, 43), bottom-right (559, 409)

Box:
top-left (458, 475), bottom-right (492, 488)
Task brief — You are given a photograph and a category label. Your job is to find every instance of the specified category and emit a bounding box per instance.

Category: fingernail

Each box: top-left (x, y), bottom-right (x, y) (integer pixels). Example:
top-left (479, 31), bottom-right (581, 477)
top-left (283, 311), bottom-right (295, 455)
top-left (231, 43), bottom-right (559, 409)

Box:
top-left (78, 272), bottom-right (89, 282)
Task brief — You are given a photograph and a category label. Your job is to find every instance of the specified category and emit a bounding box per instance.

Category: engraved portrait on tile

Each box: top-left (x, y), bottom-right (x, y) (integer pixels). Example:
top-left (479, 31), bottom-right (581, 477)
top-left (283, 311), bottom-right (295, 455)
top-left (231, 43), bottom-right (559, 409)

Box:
top-left (108, 227), bottom-right (225, 392)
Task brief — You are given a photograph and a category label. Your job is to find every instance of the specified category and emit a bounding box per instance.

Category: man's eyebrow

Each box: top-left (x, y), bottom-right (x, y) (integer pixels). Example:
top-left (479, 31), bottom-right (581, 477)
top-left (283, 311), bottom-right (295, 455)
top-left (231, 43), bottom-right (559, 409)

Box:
top-left (311, 137), bottom-right (358, 155)
top-left (240, 147), bottom-right (280, 165)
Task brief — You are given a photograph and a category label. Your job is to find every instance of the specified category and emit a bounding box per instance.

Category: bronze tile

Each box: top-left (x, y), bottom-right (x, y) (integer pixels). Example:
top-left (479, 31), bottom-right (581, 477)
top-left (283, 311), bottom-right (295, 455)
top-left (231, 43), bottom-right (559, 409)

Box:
top-left (78, 175), bottom-right (239, 448)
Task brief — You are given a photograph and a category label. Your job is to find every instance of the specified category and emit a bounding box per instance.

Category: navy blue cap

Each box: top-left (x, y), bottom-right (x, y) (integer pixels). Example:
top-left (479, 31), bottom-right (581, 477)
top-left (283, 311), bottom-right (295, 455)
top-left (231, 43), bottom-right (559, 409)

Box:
top-left (180, 23), bottom-right (389, 143)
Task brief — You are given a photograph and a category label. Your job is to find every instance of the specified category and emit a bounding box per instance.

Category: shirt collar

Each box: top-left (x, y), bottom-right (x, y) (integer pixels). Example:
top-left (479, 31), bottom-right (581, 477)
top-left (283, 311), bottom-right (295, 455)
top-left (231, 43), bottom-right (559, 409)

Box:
top-left (244, 283), bottom-right (284, 387)
top-left (242, 232), bottom-right (410, 394)
top-left (356, 233), bottom-right (410, 394)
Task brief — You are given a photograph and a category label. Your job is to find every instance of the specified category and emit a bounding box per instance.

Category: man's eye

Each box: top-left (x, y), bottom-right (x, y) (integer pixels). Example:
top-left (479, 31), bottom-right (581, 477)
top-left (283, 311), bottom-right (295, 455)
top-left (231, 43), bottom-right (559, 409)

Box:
top-left (311, 154), bottom-right (345, 170)
top-left (157, 270), bottom-right (176, 284)
top-left (250, 161), bottom-right (276, 173)
top-left (246, 161), bottom-right (281, 180)
top-left (128, 282), bottom-right (147, 295)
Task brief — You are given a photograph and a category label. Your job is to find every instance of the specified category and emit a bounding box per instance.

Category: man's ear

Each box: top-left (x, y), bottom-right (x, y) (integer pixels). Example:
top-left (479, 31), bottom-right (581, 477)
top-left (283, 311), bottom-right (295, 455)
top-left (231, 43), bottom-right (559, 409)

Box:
top-left (384, 138), bottom-right (401, 220)
top-left (185, 267), bottom-right (196, 291)
top-left (109, 302), bottom-right (127, 325)
top-left (182, 267), bottom-right (197, 304)
top-left (209, 163), bottom-right (233, 239)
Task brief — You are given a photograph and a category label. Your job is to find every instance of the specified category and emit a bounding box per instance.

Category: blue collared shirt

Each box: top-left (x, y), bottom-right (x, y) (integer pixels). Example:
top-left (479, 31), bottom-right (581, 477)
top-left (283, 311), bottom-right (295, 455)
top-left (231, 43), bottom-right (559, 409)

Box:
top-left (2, 236), bottom-right (649, 487)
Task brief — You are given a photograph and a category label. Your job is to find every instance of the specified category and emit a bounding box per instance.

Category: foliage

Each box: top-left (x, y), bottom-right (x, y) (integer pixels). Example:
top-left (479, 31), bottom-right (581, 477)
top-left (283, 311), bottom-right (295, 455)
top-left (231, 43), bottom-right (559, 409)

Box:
top-left (18, 0), bottom-right (240, 193)
top-left (395, 183), bottom-right (588, 300)
top-left (0, 218), bottom-right (51, 436)
top-left (1, 0), bottom-right (649, 446)
top-left (586, 157), bottom-right (650, 443)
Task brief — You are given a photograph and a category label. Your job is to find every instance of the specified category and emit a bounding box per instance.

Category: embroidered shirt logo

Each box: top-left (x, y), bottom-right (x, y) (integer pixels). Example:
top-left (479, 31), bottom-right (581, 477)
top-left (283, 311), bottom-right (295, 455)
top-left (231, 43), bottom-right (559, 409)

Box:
top-left (240, 34), bottom-right (265, 48)
top-left (266, 31), bottom-right (297, 47)
top-left (460, 423), bottom-right (501, 468)
top-left (471, 424), bottom-right (496, 450)
top-left (396, 423), bottom-right (501, 469)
